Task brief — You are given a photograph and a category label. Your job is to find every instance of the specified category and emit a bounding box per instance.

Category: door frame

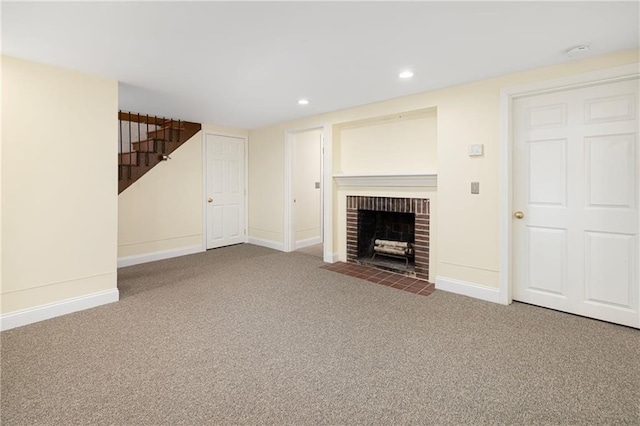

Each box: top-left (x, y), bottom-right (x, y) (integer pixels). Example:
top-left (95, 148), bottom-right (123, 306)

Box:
top-left (284, 123), bottom-right (332, 262)
top-left (499, 63), bottom-right (639, 305)
top-left (202, 130), bottom-right (249, 251)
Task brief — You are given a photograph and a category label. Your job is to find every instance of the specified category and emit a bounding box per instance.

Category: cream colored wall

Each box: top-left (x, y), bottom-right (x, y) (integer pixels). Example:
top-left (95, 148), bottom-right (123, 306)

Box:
top-left (118, 124), bottom-right (247, 258)
top-left (339, 112), bottom-right (437, 175)
top-left (0, 57), bottom-right (4, 297)
top-left (248, 49), bottom-right (639, 289)
top-left (1, 56), bottom-right (118, 314)
top-left (248, 126), bottom-right (285, 242)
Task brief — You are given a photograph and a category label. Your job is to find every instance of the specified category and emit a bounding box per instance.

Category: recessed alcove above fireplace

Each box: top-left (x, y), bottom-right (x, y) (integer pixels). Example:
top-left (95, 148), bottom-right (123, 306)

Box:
top-left (347, 196), bottom-right (429, 280)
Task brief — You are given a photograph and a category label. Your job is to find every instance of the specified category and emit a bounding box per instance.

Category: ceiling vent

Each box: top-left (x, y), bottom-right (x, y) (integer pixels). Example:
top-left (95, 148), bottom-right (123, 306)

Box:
top-left (566, 45), bottom-right (590, 58)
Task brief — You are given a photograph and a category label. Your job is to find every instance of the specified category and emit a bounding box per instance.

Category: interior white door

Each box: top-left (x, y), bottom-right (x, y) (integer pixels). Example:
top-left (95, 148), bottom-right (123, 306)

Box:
top-left (206, 134), bottom-right (245, 249)
top-left (292, 130), bottom-right (323, 249)
top-left (513, 78), bottom-right (639, 328)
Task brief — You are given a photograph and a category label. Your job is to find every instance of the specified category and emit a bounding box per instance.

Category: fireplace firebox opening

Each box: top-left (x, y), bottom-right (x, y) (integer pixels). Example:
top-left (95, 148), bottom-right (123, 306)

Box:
top-left (357, 210), bottom-right (415, 272)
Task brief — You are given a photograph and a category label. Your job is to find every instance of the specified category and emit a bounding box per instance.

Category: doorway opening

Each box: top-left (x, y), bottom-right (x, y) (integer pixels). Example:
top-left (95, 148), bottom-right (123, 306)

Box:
top-left (284, 125), bottom-right (331, 261)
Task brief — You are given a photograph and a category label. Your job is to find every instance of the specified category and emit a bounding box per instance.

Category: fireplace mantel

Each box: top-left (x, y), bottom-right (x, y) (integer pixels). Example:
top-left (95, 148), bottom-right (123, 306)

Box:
top-left (333, 173), bottom-right (437, 188)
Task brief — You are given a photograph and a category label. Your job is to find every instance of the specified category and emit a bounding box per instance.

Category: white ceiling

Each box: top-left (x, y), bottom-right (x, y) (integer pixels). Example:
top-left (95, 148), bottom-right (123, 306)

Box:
top-left (2, 1), bottom-right (639, 129)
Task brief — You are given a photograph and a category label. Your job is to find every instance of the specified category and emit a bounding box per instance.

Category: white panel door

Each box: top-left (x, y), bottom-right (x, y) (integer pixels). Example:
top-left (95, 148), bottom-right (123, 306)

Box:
top-left (513, 79), bottom-right (639, 328)
top-left (206, 134), bottom-right (245, 249)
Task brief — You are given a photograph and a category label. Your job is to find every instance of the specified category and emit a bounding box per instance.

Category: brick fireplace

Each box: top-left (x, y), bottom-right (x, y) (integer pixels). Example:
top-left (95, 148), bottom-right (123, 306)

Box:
top-left (346, 196), bottom-right (429, 280)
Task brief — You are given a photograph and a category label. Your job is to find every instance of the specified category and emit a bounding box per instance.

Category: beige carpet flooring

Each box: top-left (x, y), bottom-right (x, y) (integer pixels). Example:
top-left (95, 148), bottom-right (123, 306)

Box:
top-left (295, 243), bottom-right (323, 258)
top-left (1, 244), bottom-right (639, 425)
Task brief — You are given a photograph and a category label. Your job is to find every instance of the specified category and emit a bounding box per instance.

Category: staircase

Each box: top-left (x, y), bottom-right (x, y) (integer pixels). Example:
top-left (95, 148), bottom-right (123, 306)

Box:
top-left (118, 111), bottom-right (201, 193)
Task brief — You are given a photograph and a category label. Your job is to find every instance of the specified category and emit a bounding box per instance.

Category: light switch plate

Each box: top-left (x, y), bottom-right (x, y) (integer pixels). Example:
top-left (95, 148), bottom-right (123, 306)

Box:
top-left (315, 182), bottom-right (320, 189)
top-left (468, 144), bottom-right (484, 156)
top-left (471, 182), bottom-right (480, 194)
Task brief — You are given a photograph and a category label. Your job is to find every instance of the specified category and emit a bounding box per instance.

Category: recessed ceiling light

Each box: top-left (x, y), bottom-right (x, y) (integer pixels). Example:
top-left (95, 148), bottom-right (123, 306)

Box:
top-left (298, 99), bottom-right (309, 105)
top-left (399, 70), bottom-right (414, 79)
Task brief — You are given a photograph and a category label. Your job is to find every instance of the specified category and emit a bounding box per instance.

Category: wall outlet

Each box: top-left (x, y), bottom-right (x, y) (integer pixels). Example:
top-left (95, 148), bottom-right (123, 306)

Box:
top-left (315, 182), bottom-right (320, 189)
top-left (471, 182), bottom-right (480, 194)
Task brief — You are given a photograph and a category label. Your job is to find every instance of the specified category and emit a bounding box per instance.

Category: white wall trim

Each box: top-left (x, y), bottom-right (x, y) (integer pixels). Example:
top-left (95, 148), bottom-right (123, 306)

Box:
top-left (435, 276), bottom-right (500, 304)
top-left (333, 173), bottom-right (438, 188)
top-left (284, 130), bottom-right (293, 252)
top-left (503, 63), bottom-right (639, 99)
top-left (294, 236), bottom-right (322, 250)
top-left (244, 135), bottom-right (249, 245)
top-left (331, 252), bottom-right (340, 263)
top-left (201, 130), bottom-right (208, 252)
top-left (498, 88), bottom-right (513, 306)
top-left (322, 124), bottom-right (333, 264)
top-left (118, 245), bottom-right (203, 268)
top-left (1, 289), bottom-right (119, 331)
top-left (247, 236), bottom-right (285, 252)
top-left (499, 62), bottom-right (640, 306)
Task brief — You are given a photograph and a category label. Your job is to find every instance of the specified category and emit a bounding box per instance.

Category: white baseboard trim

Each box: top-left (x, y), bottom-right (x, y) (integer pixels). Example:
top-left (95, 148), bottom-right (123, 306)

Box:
top-left (294, 236), bottom-right (322, 250)
top-left (1, 289), bottom-right (119, 331)
top-left (323, 251), bottom-right (340, 264)
top-left (247, 237), bottom-right (285, 252)
top-left (435, 276), bottom-right (501, 304)
top-left (331, 252), bottom-right (340, 263)
top-left (118, 245), bottom-right (203, 268)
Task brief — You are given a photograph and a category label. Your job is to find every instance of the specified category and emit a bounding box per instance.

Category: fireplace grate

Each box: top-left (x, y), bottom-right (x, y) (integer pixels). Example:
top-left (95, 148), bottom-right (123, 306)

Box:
top-left (372, 239), bottom-right (414, 267)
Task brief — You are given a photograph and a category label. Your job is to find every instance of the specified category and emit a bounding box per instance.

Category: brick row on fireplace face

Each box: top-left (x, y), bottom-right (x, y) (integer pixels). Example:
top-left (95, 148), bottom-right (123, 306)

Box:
top-left (415, 216), bottom-right (429, 223)
top-left (347, 196), bottom-right (431, 214)
top-left (415, 253), bottom-right (429, 263)
top-left (415, 269), bottom-right (429, 278)
top-left (346, 200), bottom-right (430, 215)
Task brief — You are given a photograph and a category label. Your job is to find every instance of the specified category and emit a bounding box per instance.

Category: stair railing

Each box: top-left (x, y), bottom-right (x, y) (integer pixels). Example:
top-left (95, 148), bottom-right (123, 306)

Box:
top-left (117, 111), bottom-right (200, 193)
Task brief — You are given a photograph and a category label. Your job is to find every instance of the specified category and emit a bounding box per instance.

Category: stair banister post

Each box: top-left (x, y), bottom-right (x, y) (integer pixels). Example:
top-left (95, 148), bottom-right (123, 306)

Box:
top-left (128, 112), bottom-right (132, 178)
top-left (137, 112), bottom-right (141, 147)
top-left (162, 116), bottom-right (167, 153)
top-left (146, 114), bottom-right (150, 152)
top-left (118, 110), bottom-right (123, 180)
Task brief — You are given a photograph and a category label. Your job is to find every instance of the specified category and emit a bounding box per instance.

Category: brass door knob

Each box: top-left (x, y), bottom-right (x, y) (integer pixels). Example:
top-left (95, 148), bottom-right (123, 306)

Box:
top-left (208, 198), bottom-right (213, 203)
top-left (514, 211), bottom-right (524, 219)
